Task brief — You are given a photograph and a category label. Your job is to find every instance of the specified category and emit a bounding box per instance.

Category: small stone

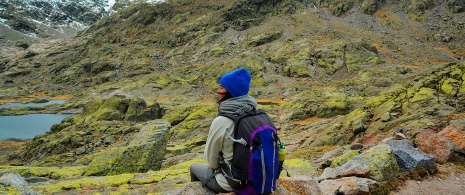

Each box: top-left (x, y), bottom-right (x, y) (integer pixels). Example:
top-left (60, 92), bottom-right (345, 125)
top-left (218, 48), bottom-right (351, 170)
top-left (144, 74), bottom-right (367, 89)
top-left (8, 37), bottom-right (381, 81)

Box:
top-left (416, 181), bottom-right (421, 184)
top-left (394, 132), bottom-right (406, 140)
top-left (350, 143), bottom-right (364, 150)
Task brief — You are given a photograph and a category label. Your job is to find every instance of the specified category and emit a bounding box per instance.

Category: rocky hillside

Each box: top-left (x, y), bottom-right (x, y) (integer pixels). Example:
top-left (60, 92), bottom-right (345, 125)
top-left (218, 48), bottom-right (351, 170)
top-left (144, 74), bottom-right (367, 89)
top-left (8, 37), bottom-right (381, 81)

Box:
top-left (0, 0), bottom-right (465, 194)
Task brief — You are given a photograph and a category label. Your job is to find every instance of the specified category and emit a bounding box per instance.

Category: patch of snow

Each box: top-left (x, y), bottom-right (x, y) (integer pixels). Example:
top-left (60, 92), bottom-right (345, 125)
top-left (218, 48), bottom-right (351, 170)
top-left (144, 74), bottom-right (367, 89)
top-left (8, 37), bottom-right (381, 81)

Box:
top-left (147, 0), bottom-right (165, 4)
top-left (105, 0), bottom-right (116, 11)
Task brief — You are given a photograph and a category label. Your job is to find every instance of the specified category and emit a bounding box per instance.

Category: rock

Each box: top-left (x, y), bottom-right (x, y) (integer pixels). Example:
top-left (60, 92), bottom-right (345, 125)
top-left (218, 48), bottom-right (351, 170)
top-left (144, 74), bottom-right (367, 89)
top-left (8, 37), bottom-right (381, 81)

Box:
top-left (315, 147), bottom-right (345, 169)
top-left (438, 125), bottom-right (465, 154)
top-left (381, 112), bottom-right (392, 122)
top-left (394, 132), bottom-right (406, 140)
top-left (164, 181), bottom-right (216, 195)
top-left (84, 147), bottom-right (126, 176)
top-left (102, 135), bottom-right (116, 145)
top-left (83, 95), bottom-right (164, 122)
top-left (350, 143), bottom-right (364, 150)
top-left (352, 119), bottom-right (366, 134)
top-left (0, 173), bottom-right (38, 195)
top-left (330, 150), bottom-right (359, 168)
top-left (319, 144), bottom-right (399, 181)
top-left (416, 129), bottom-right (456, 164)
top-left (315, 147), bottom-right (345, 164)
top-left (389, 140), bottom-right (437, 172)
top-left (450, 118), bottom-right (465, 130)
top-left (84, 121), bottom-right (171, 176)
top-left (318, 177), bottom-right (379, 195)
top-left (165, 145), bottom-right (191, 158)
top-left (276, 176), bottom-right (322, 195)
top-left (108, 121), bottom-right (170, 175)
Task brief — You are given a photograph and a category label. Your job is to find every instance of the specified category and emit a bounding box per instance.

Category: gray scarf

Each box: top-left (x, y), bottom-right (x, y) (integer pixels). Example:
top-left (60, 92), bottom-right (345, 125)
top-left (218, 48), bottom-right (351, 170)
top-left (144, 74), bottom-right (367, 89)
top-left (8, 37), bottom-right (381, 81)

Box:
top-left (218, 95), bottom-right (257, 116)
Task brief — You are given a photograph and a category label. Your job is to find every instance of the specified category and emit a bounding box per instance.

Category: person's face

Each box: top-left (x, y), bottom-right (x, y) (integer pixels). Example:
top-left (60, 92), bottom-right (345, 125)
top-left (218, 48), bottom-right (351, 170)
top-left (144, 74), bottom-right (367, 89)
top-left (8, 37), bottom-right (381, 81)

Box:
top-left (217, 85), bottom-right (227, 100)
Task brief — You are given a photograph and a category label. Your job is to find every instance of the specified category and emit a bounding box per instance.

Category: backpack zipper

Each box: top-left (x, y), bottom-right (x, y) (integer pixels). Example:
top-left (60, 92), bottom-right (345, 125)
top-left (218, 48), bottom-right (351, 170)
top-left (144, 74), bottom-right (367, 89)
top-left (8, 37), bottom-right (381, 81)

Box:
top-left (261, 145), bottom-right (266, 194)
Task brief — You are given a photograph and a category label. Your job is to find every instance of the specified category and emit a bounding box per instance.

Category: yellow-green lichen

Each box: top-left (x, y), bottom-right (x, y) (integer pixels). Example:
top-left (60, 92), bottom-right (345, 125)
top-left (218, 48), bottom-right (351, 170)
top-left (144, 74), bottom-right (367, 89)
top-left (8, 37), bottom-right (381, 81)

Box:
top-left (33, 173), bottom-right (135, 194)
top-left (410, 87), bottom-right (436, 102)
top-left (0, 166), bottom-right (86, 179)
top-left (330, 150), bottom-right (359, 168)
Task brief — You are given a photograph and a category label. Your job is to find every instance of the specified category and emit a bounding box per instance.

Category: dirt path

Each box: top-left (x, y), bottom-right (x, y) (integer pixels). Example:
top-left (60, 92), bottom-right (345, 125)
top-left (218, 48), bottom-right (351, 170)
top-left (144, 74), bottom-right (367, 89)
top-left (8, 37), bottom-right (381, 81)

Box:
top-left (390, 164), bottom-right (465, 195)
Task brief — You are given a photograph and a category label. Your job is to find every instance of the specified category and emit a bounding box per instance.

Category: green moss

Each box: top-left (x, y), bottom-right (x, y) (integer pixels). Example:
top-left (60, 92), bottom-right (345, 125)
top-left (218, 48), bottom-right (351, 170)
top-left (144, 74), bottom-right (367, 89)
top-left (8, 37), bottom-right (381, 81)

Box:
top-left (0, 185), bottom-right (21, 195)
top-left (410, 87), bottom-right (436, 102)
top-left (166, 159), bottom-right (207, 170)
top-left (33, 173), bottom-right (135, 194)
top-left (280, 100), bottom-right (304, 109)
top-left (281, 158), bottom-right (316, 178)
top-left (209, 44), bottom-right (225, 56)
top-left (440, 78), bottom-right (459, 97)
top-left (360, 145), bottom-right (399, 181)
top-left (246, 30), bottom-right (283, 47)
top-left (0, 166), bottom-right (86, 179)
top-left (84, 147), bottom-right (127, 176)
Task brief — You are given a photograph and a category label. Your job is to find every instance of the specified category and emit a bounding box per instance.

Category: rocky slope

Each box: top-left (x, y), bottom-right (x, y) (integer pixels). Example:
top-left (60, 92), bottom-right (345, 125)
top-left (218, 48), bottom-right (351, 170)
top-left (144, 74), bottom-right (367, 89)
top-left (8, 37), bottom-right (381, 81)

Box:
top-left (0, 0), bottom-right (465, 194)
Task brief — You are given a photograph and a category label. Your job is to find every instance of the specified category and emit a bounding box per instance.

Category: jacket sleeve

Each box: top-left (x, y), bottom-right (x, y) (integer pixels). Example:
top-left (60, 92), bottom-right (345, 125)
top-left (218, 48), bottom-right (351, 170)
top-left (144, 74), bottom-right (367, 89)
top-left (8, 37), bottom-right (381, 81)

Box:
top-left (204, 116), bottom-right (233, 169)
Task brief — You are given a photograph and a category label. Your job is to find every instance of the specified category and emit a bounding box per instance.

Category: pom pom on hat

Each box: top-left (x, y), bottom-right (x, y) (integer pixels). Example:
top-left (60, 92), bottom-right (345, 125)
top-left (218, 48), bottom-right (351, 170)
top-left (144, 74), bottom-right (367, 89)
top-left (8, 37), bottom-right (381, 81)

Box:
top-left (219, 68), bottom-right (251, 97)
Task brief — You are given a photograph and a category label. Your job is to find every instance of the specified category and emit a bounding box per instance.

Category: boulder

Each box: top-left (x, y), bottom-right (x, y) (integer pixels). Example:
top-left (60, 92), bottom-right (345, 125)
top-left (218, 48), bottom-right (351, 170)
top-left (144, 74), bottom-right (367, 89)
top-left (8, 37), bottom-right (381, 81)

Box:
top-left (416, 129), bottom-right (456, 164)
top-left (276, 176), bottom-right (322, 195)
top-left (83, 95), bottom-right (164, 122)
top-left (318, 177), bottom-right (379, 195)
top-left (330, 150), bottom-right (359, 168)
top-left (389, 140), bottom-right (437, 172)
top-left (84, 121), bottom-right (170, 176)
top-left (438, 125), bottom-right (465, 154)
top-left (0, 173), bottom-right (38, 195)
top-left (319, 144), bottom-right (399, 181)
top-left (108, 121), bottom-right (170, 175)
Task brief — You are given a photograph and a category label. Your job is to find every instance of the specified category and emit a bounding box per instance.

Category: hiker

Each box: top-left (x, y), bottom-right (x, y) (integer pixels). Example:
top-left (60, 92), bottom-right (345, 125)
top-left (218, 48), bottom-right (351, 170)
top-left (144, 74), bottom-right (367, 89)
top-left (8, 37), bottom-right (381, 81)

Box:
top-left (190, 67), bottom-right (257, 193)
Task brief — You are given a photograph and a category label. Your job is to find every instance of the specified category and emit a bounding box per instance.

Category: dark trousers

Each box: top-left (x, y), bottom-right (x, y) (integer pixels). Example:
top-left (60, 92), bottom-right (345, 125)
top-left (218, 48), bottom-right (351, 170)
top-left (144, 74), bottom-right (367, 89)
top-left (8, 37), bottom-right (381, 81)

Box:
top-left (190, 163), bottom-right (229, 193)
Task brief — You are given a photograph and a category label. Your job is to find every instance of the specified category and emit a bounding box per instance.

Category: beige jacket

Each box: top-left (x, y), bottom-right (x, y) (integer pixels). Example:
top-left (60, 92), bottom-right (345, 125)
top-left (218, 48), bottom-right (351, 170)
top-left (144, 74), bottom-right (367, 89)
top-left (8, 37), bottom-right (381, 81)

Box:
top-left (204, 115), bottom-right (234, 191)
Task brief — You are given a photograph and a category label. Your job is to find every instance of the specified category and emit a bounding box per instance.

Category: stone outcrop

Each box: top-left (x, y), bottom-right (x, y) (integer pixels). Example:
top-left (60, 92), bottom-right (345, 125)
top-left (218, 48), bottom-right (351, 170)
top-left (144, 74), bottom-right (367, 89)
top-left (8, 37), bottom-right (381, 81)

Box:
top-left (84, 121), bottom-right (170, 176)
top-left (83, 95), bottom-right (164, 122)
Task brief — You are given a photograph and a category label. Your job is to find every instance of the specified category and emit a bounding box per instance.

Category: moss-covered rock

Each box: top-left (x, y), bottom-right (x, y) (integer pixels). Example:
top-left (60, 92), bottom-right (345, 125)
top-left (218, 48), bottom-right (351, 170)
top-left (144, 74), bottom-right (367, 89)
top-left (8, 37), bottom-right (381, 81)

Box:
top-left (319, 144), bottom-right (399, 181)
top-left (108, 121), bottom-right (170, 175)
top-left (83, 95), bottom-right (164, 122)
top-left (330, 150), bottom-right (359, 168)
top-left (83, 147), bottom-right (127, 176)
top-left (360, 144), bottom-right (400, 181)
top-left (0, 166), bottom-right (86, 180)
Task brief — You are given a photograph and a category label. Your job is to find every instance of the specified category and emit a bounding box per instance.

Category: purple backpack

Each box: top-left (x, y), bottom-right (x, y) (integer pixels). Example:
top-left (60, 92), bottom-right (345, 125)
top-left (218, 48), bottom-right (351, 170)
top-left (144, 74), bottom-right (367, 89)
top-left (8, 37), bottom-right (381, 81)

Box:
top-left (220, 110), bottom-right (280, 195)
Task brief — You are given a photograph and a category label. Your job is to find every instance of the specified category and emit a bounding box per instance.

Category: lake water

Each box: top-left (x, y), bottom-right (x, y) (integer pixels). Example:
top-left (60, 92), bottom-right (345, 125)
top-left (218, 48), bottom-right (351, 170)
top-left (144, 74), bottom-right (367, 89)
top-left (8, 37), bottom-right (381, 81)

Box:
top-left (0, 100), bottom-right (66, 109)
top-left (0, 114), bottom-right (74, 140)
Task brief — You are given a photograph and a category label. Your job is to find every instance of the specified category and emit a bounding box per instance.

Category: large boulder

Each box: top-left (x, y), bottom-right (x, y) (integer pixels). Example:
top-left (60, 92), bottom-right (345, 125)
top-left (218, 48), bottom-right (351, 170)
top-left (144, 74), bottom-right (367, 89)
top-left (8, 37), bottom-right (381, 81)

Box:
top-left (319, 144), bottom-right (399, 181)
top-left (416, 129), bottom-right (456, 164)
top-left (84, 121), bottom-right (170, 176)
top-left (83, 95), bottom-right (164, 122)
top-left (438, 125), bottom-right (465, 154)
top-left (389, 140), bottom-right (437, 172)
top-left (318, 177), bottom-right (379, 195)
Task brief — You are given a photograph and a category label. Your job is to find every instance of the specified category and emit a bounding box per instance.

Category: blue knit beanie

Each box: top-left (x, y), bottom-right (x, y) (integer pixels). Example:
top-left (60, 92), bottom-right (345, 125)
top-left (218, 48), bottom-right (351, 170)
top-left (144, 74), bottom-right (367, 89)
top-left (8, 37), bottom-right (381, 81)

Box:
top-left (219, 68), bottom-right (251, 97)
